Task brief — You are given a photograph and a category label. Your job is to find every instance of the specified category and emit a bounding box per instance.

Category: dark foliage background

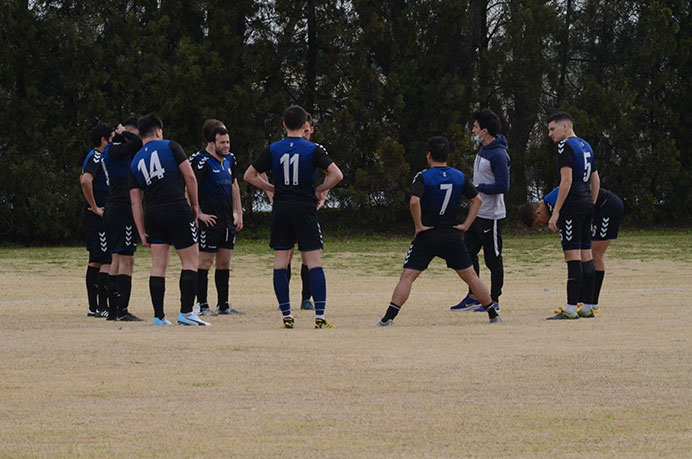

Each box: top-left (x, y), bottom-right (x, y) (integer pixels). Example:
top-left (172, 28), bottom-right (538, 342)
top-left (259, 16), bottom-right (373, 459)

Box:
top-left (1, 0), bottom-right (690, 243)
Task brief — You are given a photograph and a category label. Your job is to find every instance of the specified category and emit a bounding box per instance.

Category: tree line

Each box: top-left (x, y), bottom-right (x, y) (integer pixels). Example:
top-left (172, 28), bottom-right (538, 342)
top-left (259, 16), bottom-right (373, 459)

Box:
top-left (1, 0), bottom-right (690, 243)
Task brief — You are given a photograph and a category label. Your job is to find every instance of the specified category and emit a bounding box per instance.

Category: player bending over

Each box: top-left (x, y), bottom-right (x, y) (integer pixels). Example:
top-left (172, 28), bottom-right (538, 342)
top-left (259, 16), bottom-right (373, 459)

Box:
top-left (519, 187), bottom-right (624, 316)
top-left (376, 136), bottom-right (501, 326)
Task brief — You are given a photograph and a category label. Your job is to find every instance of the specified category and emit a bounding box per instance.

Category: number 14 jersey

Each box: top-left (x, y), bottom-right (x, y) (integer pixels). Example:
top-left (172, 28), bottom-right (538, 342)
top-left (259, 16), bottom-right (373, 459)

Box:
top-left (129, 140), bottom-right (189, 207)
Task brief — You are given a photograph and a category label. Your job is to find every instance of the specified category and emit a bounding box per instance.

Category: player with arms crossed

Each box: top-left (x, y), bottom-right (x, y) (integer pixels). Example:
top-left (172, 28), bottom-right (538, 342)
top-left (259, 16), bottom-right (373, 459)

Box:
top-left (519, 187), bottom-right (624, 316)
top-left (193, 125), bottom-right (244, 316)
top-left (129, 113), bottom-right (206, 326)
top-left (80, 123), bottom-right (114, 317)
top-left (376, 136), bottom-right (501, 326)
top-left (244, 105), bottom-right (343, 329)
top-left (545, 112), bottom-right (600, 320)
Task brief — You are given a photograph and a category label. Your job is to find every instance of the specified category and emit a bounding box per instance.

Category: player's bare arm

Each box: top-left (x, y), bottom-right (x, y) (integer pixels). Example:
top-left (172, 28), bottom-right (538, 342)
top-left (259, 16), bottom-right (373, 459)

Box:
top-left (244, 165), bottom-right (275, 194)
top-left (549, 166), bottom-right (572, 233)
top-left (80, 172), bottom-right (103, 217)
top-left (258, 172), bottom-right (274, 204)
top-left (409, 196), bottom-right (432, 237)
top-left (315, 162), bottom-right (343, 210)
top-left (232, 178), bottom-right (243, 231)
top-left (454, 194), bottom-right (482, 233)
top-left (129, 188), bottom-right (149, 247)
top-left (179, 160), bottom-right (200, 220)
top-left (590, 170), bottom-right (600, 205)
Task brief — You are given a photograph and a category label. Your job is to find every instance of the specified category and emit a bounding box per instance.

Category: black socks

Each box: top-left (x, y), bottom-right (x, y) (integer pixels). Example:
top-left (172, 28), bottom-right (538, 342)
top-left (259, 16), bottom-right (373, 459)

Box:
top-left (566, 260), bottom-right (582, 305)
top-left (215, 269), bottom-right (230, 306)
top-left (197, 269), bottom-right (209, 304)
top-left (86, 266), bottom-right (99, 312)
top-left (382, 303), bottom-right (401, 322)
top-left (179, 269), bottom-right (197, 314)
top-left (149, 276), bottom-right (166, 319)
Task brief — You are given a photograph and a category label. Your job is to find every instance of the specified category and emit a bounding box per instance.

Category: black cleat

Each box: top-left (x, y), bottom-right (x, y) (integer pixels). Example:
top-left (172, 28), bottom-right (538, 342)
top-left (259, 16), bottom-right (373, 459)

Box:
top-left (116, 312), bottom-right (144, 322)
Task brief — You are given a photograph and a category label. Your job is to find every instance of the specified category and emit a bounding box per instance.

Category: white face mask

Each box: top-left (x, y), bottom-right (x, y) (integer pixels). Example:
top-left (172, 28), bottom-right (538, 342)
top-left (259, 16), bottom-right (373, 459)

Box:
top-left (473, 134), bottom-right (484, 143)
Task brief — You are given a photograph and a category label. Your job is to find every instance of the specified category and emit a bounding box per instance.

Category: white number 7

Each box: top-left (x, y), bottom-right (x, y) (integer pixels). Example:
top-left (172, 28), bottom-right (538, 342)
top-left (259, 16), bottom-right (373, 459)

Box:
top-left (439, 183), bottom-right (453, 215)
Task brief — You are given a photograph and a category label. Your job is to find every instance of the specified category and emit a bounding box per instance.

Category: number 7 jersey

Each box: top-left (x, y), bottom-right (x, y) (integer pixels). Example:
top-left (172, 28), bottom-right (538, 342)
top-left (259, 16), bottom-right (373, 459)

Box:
top-left (128, 140), bottom-right (189, 207)
top-left (411, 167), bottom-right (479, 228)
top-left (252, 137), bottom-right (333, 202)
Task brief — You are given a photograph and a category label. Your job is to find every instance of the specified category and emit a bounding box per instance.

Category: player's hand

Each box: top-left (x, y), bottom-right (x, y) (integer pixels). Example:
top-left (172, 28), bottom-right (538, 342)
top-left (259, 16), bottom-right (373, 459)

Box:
top-left (316, 190), bottom-right (327, 210)
top-left (115, 124), bottom-right (125, 135)
top-left (140, 232), bottom-right (150, 248)
top-left (265, 190), bottom-right (274, 204)
top-left (548, 212), bottom-right (559, 233)
top-left (233, 212), bottom-right (243, 232)
top-left (453, 223), bottom-right (469, 233)
top-left (198, 213), bottom-right (216, 227)
top-left (89, 206), bottom-right (104, 218)
top-left (414, 225), bottom-right (433, 237)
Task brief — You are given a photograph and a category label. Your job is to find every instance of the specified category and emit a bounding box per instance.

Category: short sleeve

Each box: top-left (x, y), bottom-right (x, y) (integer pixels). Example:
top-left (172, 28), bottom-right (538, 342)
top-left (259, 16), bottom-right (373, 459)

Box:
top-left (252, 146), bottom-right (272, 174)
top-left (83, 154), bottom-right (102, 178)
top-left (193, 156), bottom-right (209, 182)
top-left (128, 170), bottom-right (142, 190)
top-left (230, 154), bottom-right (239, 182)
top-left (314, 144), bottom-right (334, 171)
top-left (169, 141), bottom-right (188, 164)
top-left (463, 178), bottom-right (479, 199)
top-left (557, 141), bottom-right (574, 170)
top-left (411, 172), bottom-right (425, 197)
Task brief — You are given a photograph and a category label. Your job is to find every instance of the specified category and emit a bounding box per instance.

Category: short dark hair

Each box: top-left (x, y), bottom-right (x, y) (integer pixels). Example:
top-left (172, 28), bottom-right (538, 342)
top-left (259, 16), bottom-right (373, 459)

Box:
top-left (518, 202), bottom-right (540, 227)
top-left (91, 122), bottom-right (114, 147)
top-left (202, 119), bottom-right (224, 142)
top-left (137, 113), bottom-right (163, 138)
top-left (547, 111), bottom-right (573, 124)
top-left (122, 117), bottom-right (138, 128)
top-left (306, 112), bottom-right (313, 126)
top-left (473, 108), bottom-right (501, 137)
top-left (427, 136), bottom-right (450, 162)
top-left (209, 127), bottom-right (229, 143)
top-left (283, 105), bottom-right (308, 131)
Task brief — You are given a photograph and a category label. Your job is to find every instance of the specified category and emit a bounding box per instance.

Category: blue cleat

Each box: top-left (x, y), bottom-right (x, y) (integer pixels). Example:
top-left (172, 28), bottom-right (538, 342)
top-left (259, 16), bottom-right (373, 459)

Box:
top-left (153, 317), bottom-right (172, 326)
top-left (451, 294), bottom-right (481, 311)
top-left (474, 303), bottom-right (500, 312)
top-left (177, 312), bottom-right (211, 326)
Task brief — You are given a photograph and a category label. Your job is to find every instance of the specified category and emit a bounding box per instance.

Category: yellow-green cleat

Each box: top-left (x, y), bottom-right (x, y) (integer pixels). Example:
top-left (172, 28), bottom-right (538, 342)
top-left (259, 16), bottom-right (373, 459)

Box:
top-left (315, 318), bottom-right (334, 329)
top-left (282, 317), bottom-right (295, 329)
top-left (546, 310), bottom-right (579, 320)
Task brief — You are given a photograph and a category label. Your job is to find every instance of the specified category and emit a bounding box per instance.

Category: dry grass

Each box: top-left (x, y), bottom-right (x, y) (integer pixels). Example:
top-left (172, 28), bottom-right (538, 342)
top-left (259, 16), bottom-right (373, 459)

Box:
top-left (1, 233), bottom-right (691, 457)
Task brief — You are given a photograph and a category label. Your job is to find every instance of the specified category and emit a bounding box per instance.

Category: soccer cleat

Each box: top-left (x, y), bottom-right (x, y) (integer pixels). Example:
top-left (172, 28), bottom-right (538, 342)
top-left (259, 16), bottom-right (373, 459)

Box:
top-left (375, 319), bottom-right (393, 327)
top-left (555, 304), bottom-right (583, 314)
top-left (193, 302), bottom-right (206, 315)
top-left (315, 318), bottom-right (334, 329)
top-left (546, 310), bottom-right (579, 320)
top-left (592, 305), bottom-right (600, 314)
top-left (87, 310), bottom-right (99, 318)
top-left (96, 309), bottom-right (109, 318)
top-left (282, 317), bottom-right (295, 329)
top-left (116, 312), bottom-right (144, 322)
top-left (489, 316), bottom-right (503, 324)
top-left (177, 312), bottom-right (211, 326)
top-left (474, 303), bottom-right (500, 312)
top-left (199, 307), bottom-right (219, 317)
top-left (217, 302), bottom-right (245, 315)
top-left (106, 310), bottom-right (117, 321)
top-left (578, 309), bottom-right (595, 318)
top-left (300, 299), bottom-right (315, 310)
top-left (450, 294), bottom-right (481, 311)
top-left (152, 317), bottom-right (172, 326)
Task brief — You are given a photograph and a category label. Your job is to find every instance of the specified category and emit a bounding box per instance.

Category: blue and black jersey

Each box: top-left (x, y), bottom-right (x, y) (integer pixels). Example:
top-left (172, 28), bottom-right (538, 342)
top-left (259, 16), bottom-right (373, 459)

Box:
top-left (128, 140), bottom-right (189, 208)
top-left (194, 152), bottom-right (238, 226)
top-left (545, 187), bottom-right (610, 214)
top-left (556, 137), bottom-right (596, 208)
top-left (411, 167), bottom-right (478, 228)
top-left (252, 137), bottom-right (333, 203)
top-left (102, 131), bottom-right (143, 208)
top-left (82, 149), bottom-right (109, 208)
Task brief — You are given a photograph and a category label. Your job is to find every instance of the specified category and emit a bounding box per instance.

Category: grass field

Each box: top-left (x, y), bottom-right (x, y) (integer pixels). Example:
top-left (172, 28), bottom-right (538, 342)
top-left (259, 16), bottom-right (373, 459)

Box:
top-left (1, 231), bottom-right (691, 457)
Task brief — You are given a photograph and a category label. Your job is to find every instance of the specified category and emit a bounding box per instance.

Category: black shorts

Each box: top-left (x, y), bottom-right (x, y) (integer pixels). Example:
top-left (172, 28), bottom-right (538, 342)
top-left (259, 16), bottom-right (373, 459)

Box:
top-left (404, 228), bottom-right (472, 271)
top-left (146, 203), bottom-right (198, 250)
top-left (592, 193), bottom-right (624, 241)
top-left (270, 201), bottom-right (322, 251)
top-left (83, 209), bottom-right (111, 264)
top-left (559, 203), bottom-right (593, 251)
top-left (199, 223), bottom-right (235, 252)
top-left (104, 205), bottom-right (138, 256)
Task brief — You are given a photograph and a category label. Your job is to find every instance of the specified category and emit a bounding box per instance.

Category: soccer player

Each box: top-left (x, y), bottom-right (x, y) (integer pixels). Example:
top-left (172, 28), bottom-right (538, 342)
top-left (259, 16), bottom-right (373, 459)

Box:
top-left (101, 117), bottom-right (144, 321)
top-left (544, 112), bottom-right (600, 320)
top-left (376, 136), bottom-right (501, 326)
top-left (451, 109), bottom-right (510, 312)
top-left (263, 114), bottom-right (317, 311)
top-left (193, 125), bottom-right (244, 316)
top-left (244, 105), bottom-right (343, 329)
top-left (80, 123), bottom-right (114, 317)
top-left (129, 113), bottom-right (206, 326)
top-left (519, 187), bottom-right (624, 315)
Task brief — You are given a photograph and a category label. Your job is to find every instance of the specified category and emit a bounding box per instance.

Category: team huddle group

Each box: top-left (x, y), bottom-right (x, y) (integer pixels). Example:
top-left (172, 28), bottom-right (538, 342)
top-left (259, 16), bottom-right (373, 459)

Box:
top-left (79, 105), bottom-right (624, 328)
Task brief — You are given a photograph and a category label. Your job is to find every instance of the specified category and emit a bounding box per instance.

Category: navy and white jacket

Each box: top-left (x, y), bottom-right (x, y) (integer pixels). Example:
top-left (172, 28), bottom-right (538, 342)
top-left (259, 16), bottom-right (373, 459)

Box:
top-left (473, 135), bottom-right (510, 219)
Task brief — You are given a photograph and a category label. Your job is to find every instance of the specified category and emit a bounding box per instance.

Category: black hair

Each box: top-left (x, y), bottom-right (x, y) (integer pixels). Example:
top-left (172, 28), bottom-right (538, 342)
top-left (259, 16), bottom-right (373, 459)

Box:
top-left (427, 136), bottom-right (450, 162)
top-left (137, 113), bottom-right (163, 138)
top-left (283, 105), bottom-right (308, 131)
top-left (209, 127), bottom-right (229, 143)
top-left (547, 111), bottom-right (573, 124)
top-left (202, 119), bottom-right (224, 142)
top-left (91, 122), bottom-right (114, 147)
top-left (122, 117), bottom-right (138, 128)
top-left (473, 108), bottom-right (501, 137)
top-left (518, 202), bottom-right (540, 227)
